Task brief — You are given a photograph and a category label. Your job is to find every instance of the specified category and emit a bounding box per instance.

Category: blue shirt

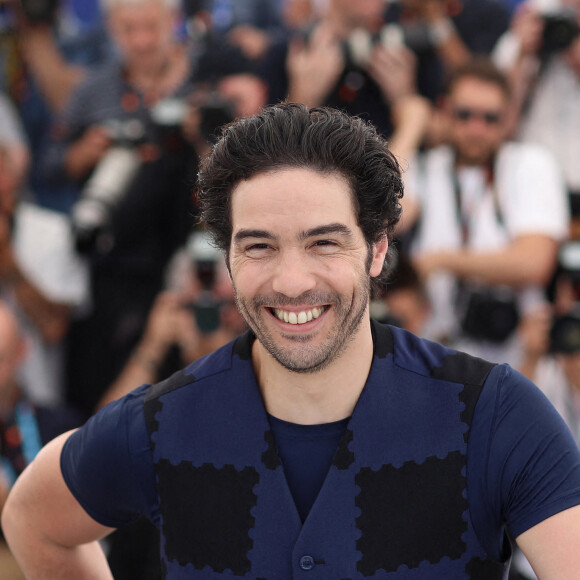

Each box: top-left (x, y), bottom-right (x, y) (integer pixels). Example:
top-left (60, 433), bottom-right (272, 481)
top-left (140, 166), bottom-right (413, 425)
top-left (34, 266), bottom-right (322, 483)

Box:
top-left (61, 323), bottom-right (580, 577)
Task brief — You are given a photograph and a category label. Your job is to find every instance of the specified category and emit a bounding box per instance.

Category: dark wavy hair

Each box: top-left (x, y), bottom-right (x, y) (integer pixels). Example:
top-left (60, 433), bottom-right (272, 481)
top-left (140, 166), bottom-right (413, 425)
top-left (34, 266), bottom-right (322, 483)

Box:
top-left (197, 103), bottom-right (403, 288)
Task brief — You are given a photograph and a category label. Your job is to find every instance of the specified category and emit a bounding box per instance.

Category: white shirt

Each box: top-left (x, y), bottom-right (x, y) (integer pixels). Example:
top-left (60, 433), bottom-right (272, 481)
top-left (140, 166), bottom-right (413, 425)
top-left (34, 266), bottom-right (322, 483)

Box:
top-left (4, 202), bottom-right (90, 406)
top-left (407, 142), bottom-right (569, 364)
top-left (519, 57), bottom-right (580, 193)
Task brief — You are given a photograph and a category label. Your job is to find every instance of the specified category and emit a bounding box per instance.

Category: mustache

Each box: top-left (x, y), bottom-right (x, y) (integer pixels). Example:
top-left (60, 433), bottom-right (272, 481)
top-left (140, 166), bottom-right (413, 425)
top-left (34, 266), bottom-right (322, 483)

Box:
top-left (242, 291), bottom-right (339, 309)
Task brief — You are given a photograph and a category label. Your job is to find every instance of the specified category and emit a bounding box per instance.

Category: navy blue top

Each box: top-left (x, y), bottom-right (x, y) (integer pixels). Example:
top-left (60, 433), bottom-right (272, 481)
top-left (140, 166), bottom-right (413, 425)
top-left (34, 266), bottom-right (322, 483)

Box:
top-left (61, 325), bottom-right (580, 567)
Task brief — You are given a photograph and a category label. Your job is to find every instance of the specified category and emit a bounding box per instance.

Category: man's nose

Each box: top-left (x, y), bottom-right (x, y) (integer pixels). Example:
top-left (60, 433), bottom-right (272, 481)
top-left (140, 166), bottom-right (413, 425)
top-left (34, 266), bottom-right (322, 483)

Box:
top-left (271, 250), bottom-right (317, 298)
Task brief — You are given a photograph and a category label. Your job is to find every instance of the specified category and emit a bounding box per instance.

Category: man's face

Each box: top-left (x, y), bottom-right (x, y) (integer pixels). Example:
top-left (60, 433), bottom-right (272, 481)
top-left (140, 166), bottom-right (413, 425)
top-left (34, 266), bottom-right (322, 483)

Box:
top-left (229, 167), bottom-right (387, 373)
top-left (217, 74), bottom-right (268, 119)
top-left (447, 77), bottom-right (508, 166)
top-left (331, 0), bottom-right (386, 29)
top-left (108, 0), bottom-right (176, 74)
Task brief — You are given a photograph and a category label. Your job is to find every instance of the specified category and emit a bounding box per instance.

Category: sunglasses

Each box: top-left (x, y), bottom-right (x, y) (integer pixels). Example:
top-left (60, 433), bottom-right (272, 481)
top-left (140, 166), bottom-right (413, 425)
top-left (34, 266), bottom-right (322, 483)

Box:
top-left (452, 107), bottom-right (502, 125)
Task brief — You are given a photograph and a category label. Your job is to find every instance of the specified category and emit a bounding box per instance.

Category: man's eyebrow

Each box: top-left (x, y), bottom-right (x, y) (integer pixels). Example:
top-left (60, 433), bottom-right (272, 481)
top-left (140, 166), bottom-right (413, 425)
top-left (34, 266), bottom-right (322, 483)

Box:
top-left (300, 223), bottom-right (354, 240)
top-left (233, 229), bottom-right (275, 244)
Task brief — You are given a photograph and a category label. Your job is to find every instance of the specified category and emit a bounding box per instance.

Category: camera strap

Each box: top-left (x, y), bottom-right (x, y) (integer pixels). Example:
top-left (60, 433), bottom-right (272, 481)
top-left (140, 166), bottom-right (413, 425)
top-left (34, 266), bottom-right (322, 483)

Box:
top-left (452, 157), bottom-right (503, 247)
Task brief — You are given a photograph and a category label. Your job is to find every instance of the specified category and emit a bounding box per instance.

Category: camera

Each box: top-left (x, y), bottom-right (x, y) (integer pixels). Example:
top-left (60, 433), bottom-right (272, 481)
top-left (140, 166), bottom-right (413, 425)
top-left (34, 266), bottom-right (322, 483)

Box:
top-left (550, 242), bottom-right (580, 353)
top-left (542, 12), bottom-right (580, 55)
top-left (71, 119), bottom-right (146, 255)
top-left (460, 286), bottom-right (520, 343)
top-left (185, 232), bottom-right (225, 334)
top-left (345, 24), bottom-right (405, 69)
top-left (550, 310), bottom-right (580, 353)
top-left (21, 0), bottom-right (59, 24)
top-left (197, 91), bottom-right (235, 144)
top-left (71, 98), bottom-right (189, 255)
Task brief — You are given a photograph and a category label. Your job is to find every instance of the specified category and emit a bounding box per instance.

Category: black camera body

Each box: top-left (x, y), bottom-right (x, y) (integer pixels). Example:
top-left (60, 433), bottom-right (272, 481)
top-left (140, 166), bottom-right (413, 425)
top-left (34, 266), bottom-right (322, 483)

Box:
top-left (550, 311), bottom-right (580, 354)
top-left (198, 92), bottom-right (235, 144)
top-left (21, 0), bottom-right (59, 25)
top-left (184, 233), bottom-right (227, 334)
top-left (542, 12), bottom-right (580, 55)
top-left (460, 286), bottom-right (520, 343)
top-left (344, 25), bottom-right (405, 69)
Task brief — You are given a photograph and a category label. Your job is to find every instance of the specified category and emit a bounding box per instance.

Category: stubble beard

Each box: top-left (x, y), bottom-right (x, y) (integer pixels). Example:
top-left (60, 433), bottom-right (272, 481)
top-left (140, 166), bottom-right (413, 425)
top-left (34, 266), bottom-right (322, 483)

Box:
top-left (233, 282), bottom-right (371, 374)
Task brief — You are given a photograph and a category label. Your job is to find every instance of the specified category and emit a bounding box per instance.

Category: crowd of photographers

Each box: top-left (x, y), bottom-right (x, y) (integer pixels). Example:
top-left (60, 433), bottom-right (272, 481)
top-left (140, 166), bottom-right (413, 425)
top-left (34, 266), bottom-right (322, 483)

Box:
top-left (0, 0), bottom-right (580, 578)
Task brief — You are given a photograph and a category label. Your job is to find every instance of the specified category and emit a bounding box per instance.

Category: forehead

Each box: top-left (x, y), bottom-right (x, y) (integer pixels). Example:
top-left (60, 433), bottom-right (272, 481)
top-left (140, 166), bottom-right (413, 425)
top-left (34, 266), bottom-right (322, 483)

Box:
top-left (109, 0), bottom-right (168, 23)
top-left (449, 77), bottom-right (507, 108)
top-left (230, 167), bottom-right (358, 235)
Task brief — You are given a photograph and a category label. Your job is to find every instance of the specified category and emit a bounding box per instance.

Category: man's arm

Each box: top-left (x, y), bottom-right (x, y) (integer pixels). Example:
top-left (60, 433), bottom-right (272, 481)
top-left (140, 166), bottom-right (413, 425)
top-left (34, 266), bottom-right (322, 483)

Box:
top-left (413, 233), bottom-right (559, 287)
top-left (516, 505), bottom-right (580, 579)
top-left (1, 431), bottom-right (115, 579)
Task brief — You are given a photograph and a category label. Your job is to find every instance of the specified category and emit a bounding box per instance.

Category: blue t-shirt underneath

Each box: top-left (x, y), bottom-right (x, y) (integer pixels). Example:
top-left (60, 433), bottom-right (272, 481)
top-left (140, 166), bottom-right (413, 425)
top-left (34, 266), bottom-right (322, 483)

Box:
top-left (268, 414), bottom-right (349, 522)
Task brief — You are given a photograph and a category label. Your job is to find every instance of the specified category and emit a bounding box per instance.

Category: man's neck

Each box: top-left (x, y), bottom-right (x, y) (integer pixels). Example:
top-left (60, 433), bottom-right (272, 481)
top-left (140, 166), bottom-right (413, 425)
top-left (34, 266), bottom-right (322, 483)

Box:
top-left (252, 318), bottom-right (375, 425)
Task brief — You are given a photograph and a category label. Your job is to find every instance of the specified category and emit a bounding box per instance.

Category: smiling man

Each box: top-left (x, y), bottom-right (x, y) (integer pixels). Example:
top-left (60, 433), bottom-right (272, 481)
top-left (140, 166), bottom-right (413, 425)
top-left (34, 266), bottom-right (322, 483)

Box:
top-left (3, 103), bottom-right (580, 579)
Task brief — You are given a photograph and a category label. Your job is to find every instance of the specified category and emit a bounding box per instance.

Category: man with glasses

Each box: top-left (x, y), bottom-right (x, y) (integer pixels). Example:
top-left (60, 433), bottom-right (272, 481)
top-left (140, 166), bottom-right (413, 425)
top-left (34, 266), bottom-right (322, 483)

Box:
top-left (406, 58), bottom-right (569, 366)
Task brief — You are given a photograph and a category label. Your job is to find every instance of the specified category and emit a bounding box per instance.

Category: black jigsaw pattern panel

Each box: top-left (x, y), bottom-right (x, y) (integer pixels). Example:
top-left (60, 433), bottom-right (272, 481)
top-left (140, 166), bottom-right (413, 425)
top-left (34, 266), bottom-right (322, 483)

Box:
top-left (156, 460), bottom-right (259, 575)
top-left (355, 451), bottom-right (468, 575)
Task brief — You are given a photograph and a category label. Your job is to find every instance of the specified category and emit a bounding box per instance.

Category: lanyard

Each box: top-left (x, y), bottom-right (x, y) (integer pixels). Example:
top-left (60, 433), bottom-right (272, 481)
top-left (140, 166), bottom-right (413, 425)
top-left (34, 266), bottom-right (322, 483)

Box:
top-left (452, 160), bottom-right (504, 247)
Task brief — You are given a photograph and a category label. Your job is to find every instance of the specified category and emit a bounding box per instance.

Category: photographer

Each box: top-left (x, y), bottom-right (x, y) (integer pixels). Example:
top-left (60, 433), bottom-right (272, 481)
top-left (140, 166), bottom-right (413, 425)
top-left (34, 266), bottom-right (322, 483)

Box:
top-left (407, 58), bottom-right (569, 366)
top-left (262, 0), bottom-right (431, 141)
top-left (97, 230), bottom-right (246, 409)
top-left (43, 0), bottom-right (198, 417)
top-left (494, 0), bottom-right (580, 203)
top-left (181, 37), bottom-right (270, 158)
top-left (0, 140), bottom-right (89, 409)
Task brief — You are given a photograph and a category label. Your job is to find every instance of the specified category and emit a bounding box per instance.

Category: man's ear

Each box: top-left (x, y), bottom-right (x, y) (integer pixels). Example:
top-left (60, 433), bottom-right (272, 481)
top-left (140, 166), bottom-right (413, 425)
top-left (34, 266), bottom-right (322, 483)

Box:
top-left (369, 236), bottom-right (389, 278)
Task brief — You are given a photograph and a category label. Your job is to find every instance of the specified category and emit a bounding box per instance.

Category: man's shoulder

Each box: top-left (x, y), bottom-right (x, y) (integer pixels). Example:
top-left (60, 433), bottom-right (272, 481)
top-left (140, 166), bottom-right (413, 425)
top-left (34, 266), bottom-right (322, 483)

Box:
top-left (144, 331), bottom-right (253, 403)
top-left (66, 60), bottom-right (124, 112)
top-left (76, 59), bottom-right (123, 92)
top-left (379, 322), bottom-right (496, 388)
top-left (497, 140), bottom-right (559, 168)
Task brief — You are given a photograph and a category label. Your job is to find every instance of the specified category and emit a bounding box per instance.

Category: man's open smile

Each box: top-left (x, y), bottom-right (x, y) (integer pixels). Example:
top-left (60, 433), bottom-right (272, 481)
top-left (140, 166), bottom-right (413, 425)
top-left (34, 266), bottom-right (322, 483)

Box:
top-left (271, 306), bottom-right (327, 325)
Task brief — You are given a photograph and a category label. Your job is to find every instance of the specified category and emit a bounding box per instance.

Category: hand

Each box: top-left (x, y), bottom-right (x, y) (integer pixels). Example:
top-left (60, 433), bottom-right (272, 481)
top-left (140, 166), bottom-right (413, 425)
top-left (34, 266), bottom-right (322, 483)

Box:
top-left (228, 25), bottom-right (271, 60)
top-left (287, 24), bottom-right (344, 107)
top-left (518, 304), bottom-right (552, 360)
top-left (367, 44), bottom-right (417, 105)
top-left (139, 291), bottom-right (186, 357)
top-left (511, 3), bottom-right (544, 56)
top-left (64, 125), bottom-right (112, 179)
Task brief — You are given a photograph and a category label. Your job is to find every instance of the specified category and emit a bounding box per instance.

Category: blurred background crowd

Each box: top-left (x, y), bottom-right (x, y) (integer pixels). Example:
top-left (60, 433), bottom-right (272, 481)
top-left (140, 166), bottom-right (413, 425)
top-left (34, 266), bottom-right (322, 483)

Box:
top-left (0, 0), bottom-right (580, 578)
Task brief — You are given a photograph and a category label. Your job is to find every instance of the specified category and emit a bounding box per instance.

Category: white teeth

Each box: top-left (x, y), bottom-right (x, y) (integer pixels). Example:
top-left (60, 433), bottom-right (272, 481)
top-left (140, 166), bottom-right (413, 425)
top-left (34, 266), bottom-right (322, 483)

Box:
top-left (273, 307), bottom-right (325, 325)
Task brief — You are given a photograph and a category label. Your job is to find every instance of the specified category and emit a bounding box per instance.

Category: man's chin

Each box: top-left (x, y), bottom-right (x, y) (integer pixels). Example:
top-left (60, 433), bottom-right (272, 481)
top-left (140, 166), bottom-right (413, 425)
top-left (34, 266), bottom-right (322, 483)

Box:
top-left (456, 147), bottom-right (495, 167)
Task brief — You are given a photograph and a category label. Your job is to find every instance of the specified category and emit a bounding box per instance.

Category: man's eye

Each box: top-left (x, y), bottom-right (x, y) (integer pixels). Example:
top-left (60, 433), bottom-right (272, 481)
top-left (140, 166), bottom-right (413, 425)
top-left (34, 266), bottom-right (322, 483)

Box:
top-left (314, 240), bottom-right (337, 248)
top-left (245, 243), bottom-right (271, 255)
